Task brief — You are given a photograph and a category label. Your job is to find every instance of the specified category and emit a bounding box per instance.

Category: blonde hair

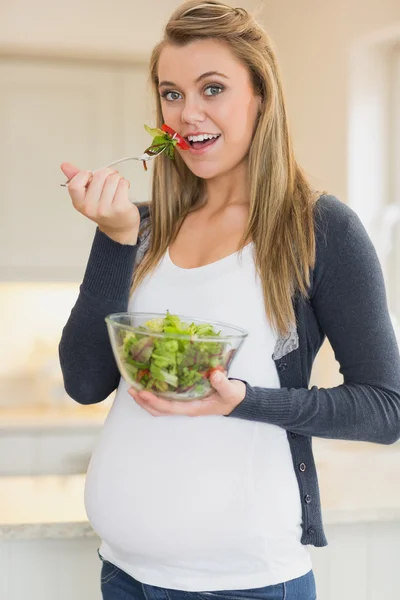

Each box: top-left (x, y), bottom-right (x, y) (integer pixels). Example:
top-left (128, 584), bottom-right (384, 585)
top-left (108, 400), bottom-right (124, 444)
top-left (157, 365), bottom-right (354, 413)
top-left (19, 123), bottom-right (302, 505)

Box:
top-left (131, 0), bottom-right (319, 336)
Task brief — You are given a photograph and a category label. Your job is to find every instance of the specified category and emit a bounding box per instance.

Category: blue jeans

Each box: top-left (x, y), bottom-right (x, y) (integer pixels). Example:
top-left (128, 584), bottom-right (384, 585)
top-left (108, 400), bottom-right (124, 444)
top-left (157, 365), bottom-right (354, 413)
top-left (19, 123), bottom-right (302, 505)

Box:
top-left (99, 554), bottom-right (317, 600)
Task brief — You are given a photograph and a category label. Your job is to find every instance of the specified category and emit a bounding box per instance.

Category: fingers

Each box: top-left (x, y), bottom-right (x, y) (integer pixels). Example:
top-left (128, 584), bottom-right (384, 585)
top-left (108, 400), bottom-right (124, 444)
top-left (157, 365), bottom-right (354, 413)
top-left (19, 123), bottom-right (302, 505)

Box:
top-left (93, 173), bottom-right (124, 218)
top-left (67, 167), bottom-right (129, 217)
top-left (83, 168), bottom-right (118, 214)
top-left (60, 162), bottom-right (80, 181)
top-left (129, 389), bottom-right (163, 416)
top-left (62, 158), bottom-right (139, 239)
top-left (112, 178), bottom-right (131, 213)
top-left (129, 388), bottom-right (217, 417)
top-left (67, 170), bottom-right (93, 209)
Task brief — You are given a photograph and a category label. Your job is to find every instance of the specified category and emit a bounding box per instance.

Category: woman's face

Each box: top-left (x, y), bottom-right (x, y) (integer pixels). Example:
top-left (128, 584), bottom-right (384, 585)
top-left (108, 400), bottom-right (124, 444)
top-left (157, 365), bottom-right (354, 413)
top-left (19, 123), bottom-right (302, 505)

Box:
top-left (157, 39), bottom-right (261, 180)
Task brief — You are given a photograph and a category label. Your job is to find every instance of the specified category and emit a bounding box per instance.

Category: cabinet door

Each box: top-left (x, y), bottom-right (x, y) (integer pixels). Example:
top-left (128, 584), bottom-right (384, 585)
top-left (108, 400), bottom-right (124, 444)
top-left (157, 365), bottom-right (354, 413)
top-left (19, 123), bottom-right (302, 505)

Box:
top-left (36, 431), bottom-right (100, 475)
top-left (0, 430), bottom-right (100, 475)
top-left (0, 433), bottom-right (36, 475)
top-left (0, 58), bottom-right (151, 282)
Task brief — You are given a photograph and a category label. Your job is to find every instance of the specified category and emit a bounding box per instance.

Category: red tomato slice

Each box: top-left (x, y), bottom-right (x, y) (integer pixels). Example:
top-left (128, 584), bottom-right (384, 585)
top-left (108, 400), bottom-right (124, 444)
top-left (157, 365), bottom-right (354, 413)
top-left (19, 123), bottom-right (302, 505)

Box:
top-left (137, 369), bottom-right (150, 380)
top-left (205, 365), bottom-right (225, 379)
top-left (161, 124), bottom-right (190, 150)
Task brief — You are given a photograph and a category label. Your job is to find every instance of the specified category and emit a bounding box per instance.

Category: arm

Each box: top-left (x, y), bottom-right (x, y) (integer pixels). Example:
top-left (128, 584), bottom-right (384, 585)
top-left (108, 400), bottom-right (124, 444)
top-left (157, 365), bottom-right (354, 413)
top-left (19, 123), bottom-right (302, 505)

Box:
top-left (227, 203), bottom-right (400, 444)
top-left (59, 224), bottom-right (143, 405)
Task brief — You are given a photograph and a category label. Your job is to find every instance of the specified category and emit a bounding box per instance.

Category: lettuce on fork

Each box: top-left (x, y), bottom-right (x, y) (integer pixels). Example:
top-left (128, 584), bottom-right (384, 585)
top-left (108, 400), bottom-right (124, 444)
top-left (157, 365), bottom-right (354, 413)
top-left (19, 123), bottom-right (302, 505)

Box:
top-left (140, 124), bottom-right (190, 170)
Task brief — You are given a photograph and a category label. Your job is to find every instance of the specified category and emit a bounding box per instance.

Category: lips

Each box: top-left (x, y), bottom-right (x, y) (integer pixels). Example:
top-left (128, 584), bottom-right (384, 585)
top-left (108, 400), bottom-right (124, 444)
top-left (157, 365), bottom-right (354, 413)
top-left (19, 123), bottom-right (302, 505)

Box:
top-left (187, 135), bottom-right (221, 155)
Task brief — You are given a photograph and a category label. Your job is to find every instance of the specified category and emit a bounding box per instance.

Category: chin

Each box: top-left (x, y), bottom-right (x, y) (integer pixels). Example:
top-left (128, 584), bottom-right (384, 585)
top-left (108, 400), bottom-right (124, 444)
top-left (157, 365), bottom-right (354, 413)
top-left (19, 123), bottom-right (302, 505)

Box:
top-left (193, 169), bottom-right (222, 180)
top-left (184, 161), bottom-right (228, 180)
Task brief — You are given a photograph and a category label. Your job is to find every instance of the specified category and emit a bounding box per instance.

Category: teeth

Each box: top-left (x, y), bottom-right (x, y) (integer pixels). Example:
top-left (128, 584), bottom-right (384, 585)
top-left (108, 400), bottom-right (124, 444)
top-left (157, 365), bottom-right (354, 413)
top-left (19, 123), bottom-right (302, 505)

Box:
top-left (187, 133), bottom-right (220, 142)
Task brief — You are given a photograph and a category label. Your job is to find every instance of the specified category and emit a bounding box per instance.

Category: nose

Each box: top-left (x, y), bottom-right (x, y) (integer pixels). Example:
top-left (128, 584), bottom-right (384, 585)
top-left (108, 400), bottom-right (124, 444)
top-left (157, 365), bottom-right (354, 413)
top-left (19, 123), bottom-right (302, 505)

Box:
top-left (180, 95), bottom-right (205, 126)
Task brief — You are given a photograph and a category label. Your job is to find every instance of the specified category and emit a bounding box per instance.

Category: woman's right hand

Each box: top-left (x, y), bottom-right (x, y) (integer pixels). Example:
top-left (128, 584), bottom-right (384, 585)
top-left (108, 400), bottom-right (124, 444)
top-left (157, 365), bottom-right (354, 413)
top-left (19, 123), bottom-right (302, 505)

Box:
top-left (60, 162), bottom-right (140, 245)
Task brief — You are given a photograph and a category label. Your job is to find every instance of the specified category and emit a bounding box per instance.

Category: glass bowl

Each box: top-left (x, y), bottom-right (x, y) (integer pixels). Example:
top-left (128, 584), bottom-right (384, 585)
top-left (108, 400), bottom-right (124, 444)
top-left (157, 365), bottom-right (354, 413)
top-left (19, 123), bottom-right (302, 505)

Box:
top-left (105, 312), bottom-right (248, 401)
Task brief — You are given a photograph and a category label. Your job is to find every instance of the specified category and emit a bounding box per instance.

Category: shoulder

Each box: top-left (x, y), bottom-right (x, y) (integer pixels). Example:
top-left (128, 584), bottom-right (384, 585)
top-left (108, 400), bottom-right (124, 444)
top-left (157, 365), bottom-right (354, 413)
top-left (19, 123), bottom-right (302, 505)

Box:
top-left (310, 193), bottom-right (374, 296)
top-left (314, 193), bottom-right (360, 246)
top-left (313, 193), bottom-right (369, 259)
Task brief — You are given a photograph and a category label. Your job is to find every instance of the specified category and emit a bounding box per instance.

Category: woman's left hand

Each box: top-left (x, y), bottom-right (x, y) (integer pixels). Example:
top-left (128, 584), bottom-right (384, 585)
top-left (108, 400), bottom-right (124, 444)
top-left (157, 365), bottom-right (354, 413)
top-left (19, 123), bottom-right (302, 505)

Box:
top-left (128, 370), bottom-right (246, 417)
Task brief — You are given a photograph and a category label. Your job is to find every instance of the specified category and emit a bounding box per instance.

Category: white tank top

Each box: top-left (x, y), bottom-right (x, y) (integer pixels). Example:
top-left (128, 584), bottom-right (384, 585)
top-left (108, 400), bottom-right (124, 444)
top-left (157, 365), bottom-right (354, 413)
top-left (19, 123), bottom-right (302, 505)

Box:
top-left (85, 243), bottom-right (312, 591)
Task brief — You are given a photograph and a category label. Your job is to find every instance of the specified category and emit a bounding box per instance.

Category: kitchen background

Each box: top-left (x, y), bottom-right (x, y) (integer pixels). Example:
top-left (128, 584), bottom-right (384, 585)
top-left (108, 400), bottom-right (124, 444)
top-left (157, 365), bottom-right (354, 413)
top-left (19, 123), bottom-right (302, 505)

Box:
top-left (0, 0), bottom-right (400, 599)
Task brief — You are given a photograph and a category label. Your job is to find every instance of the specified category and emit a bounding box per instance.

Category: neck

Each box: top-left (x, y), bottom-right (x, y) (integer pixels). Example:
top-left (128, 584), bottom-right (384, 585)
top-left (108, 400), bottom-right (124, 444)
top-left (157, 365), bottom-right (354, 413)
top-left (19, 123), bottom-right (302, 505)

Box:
top-left (203, 161), bottom-right (250, 213)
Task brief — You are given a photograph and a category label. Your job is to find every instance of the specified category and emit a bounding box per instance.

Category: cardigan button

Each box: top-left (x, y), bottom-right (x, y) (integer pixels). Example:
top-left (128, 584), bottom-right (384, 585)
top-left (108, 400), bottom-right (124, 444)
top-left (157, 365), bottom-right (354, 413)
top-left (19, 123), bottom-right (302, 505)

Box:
top-left (305, 494), bottom-right (312, 504)
top-left (299, 463), bottom-right (307, 472)
top-left (290, 432), bottom-right (297, 439)
top-left (307, 527), bottom-right (315, 535)
top-left (278, 362), bottom-right (288, 372)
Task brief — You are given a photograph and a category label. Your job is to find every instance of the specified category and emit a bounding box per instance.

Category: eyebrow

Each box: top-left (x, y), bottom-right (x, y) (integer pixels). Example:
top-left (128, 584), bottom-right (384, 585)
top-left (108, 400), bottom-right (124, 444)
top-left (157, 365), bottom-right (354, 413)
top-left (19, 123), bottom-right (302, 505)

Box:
top-left (158, 71), bottom-right (229, 88)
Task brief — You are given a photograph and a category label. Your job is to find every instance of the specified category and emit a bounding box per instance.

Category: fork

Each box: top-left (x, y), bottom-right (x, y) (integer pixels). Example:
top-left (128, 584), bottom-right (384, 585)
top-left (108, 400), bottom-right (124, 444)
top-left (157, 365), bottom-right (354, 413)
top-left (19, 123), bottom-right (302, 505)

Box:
top-left (60, 133), bottom-right (176, 187)
top-left (59, 145), bottom-right (170, 187)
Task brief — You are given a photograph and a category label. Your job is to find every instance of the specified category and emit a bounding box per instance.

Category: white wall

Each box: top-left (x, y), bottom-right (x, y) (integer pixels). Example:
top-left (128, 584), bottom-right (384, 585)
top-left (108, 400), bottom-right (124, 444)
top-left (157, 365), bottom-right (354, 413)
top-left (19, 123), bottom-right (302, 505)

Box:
top-left (2, 0), bottom-right (399, 202)
top-left (0, 0), bottom-right (256, 60)
top-left (250, 0), bottom-right (400, 202)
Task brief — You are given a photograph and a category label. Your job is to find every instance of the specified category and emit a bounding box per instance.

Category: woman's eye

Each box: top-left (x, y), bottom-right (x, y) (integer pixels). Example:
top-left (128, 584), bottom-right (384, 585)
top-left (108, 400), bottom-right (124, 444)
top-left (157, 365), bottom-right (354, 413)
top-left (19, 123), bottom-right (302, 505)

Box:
top-left (204, 85), bottom-right (223, 96)
top-left (161, 91), bottom-right (182, 101)
top-left (161, 85), bottom-right (223, 102)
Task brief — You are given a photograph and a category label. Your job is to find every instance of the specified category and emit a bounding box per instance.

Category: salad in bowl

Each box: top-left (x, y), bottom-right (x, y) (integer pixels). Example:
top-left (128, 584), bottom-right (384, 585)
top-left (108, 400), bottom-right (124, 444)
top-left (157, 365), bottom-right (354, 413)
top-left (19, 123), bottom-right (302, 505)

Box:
top-left (105, 311), bottom-right (248, 401)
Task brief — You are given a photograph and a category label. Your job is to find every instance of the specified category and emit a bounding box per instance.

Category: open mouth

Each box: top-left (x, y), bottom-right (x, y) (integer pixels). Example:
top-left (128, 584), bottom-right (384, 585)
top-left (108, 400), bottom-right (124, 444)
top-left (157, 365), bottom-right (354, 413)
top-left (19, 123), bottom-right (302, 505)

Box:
top-left (185, 134), bottom-right (221, 150)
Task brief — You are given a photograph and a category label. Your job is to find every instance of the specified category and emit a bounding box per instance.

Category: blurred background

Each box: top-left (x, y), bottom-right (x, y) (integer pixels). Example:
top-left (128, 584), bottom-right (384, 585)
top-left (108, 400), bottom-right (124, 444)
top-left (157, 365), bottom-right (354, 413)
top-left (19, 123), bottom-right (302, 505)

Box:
top-left (0, 1), bottom-right (399, 599)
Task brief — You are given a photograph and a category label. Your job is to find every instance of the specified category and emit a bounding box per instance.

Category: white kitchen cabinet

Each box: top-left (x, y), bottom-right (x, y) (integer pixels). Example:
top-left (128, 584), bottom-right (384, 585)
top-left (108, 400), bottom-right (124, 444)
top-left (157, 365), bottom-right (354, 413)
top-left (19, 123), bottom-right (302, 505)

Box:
top-left (0, 433), bottom-right (38, 475)
top-left (309, 521), bottom-right (400, 600)
top-left (0, 430), bottom-right (100, 475)
top-left (0, 57), bottom-right (153, 282)
top-left (36, 431), bottom-right (99, 475)
top-left (0, 537), bottom-right (102, 600)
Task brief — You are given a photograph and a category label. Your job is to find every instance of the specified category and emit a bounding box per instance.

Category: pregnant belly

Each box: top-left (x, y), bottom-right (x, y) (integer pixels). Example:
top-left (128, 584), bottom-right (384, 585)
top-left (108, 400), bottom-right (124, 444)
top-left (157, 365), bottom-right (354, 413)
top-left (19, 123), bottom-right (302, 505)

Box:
top-left (84, 400), bottom-right (260, 561)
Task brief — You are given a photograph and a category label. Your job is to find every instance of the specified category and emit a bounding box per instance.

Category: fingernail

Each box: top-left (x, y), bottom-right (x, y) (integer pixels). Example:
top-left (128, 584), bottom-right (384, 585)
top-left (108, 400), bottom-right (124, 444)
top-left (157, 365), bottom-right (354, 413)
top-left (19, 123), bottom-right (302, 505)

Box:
top-left (213, 372), bottom-right (222, 384)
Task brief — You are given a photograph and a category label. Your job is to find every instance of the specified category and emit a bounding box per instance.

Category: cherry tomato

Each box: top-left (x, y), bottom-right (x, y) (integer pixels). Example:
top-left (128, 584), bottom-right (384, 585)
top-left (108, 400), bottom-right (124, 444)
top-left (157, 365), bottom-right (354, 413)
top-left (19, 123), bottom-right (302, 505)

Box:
top-left (205, 365), bottom-right (225, 379)
top-left (137, 369), bottom-right (150, 380)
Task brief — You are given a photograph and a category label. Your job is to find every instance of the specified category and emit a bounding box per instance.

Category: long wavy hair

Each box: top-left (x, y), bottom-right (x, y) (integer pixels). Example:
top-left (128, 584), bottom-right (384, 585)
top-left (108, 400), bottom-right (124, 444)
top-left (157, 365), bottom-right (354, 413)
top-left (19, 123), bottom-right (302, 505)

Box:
top-left (131, 0), bottom-right (319, 336)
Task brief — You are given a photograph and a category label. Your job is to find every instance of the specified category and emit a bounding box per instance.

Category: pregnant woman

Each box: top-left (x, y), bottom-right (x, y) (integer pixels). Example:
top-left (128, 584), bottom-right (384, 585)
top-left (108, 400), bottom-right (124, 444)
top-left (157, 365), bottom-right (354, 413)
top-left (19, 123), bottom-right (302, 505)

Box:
top-left (59, 2), bottom-right (400, 599)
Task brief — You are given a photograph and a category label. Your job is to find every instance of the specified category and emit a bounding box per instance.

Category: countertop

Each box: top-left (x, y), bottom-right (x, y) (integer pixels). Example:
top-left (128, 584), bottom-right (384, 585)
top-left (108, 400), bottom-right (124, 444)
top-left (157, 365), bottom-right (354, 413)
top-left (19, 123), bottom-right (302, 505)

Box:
top-left (0, 475), bottom-right (95, 540)
top-left (0, 438), bottom-right (399, 540)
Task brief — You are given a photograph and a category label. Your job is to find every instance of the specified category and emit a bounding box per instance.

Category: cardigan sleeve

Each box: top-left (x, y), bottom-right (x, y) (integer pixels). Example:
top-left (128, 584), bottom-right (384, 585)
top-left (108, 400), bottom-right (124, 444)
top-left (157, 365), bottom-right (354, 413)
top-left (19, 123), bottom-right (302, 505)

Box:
top-left (227, 202), bottom-right (400, 445)
top-left (58, 228), bottom-right (139, 404)
top-left (59, 205), bottom-right (150, 405)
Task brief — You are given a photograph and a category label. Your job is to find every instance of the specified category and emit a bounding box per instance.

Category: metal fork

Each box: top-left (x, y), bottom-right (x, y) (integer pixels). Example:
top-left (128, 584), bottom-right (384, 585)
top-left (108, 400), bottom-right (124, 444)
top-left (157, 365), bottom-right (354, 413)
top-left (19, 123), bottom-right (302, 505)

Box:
top-left (60, 132), bottom-right (178, 187)
top-left (59, 146), bottom-right (169, 187)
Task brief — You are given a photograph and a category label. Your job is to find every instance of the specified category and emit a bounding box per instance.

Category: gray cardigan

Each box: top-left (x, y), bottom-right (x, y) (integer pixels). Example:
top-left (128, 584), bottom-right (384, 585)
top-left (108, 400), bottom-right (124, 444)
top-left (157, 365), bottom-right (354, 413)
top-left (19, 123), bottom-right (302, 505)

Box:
top-left (59, 194), bottom-right (400, 548)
